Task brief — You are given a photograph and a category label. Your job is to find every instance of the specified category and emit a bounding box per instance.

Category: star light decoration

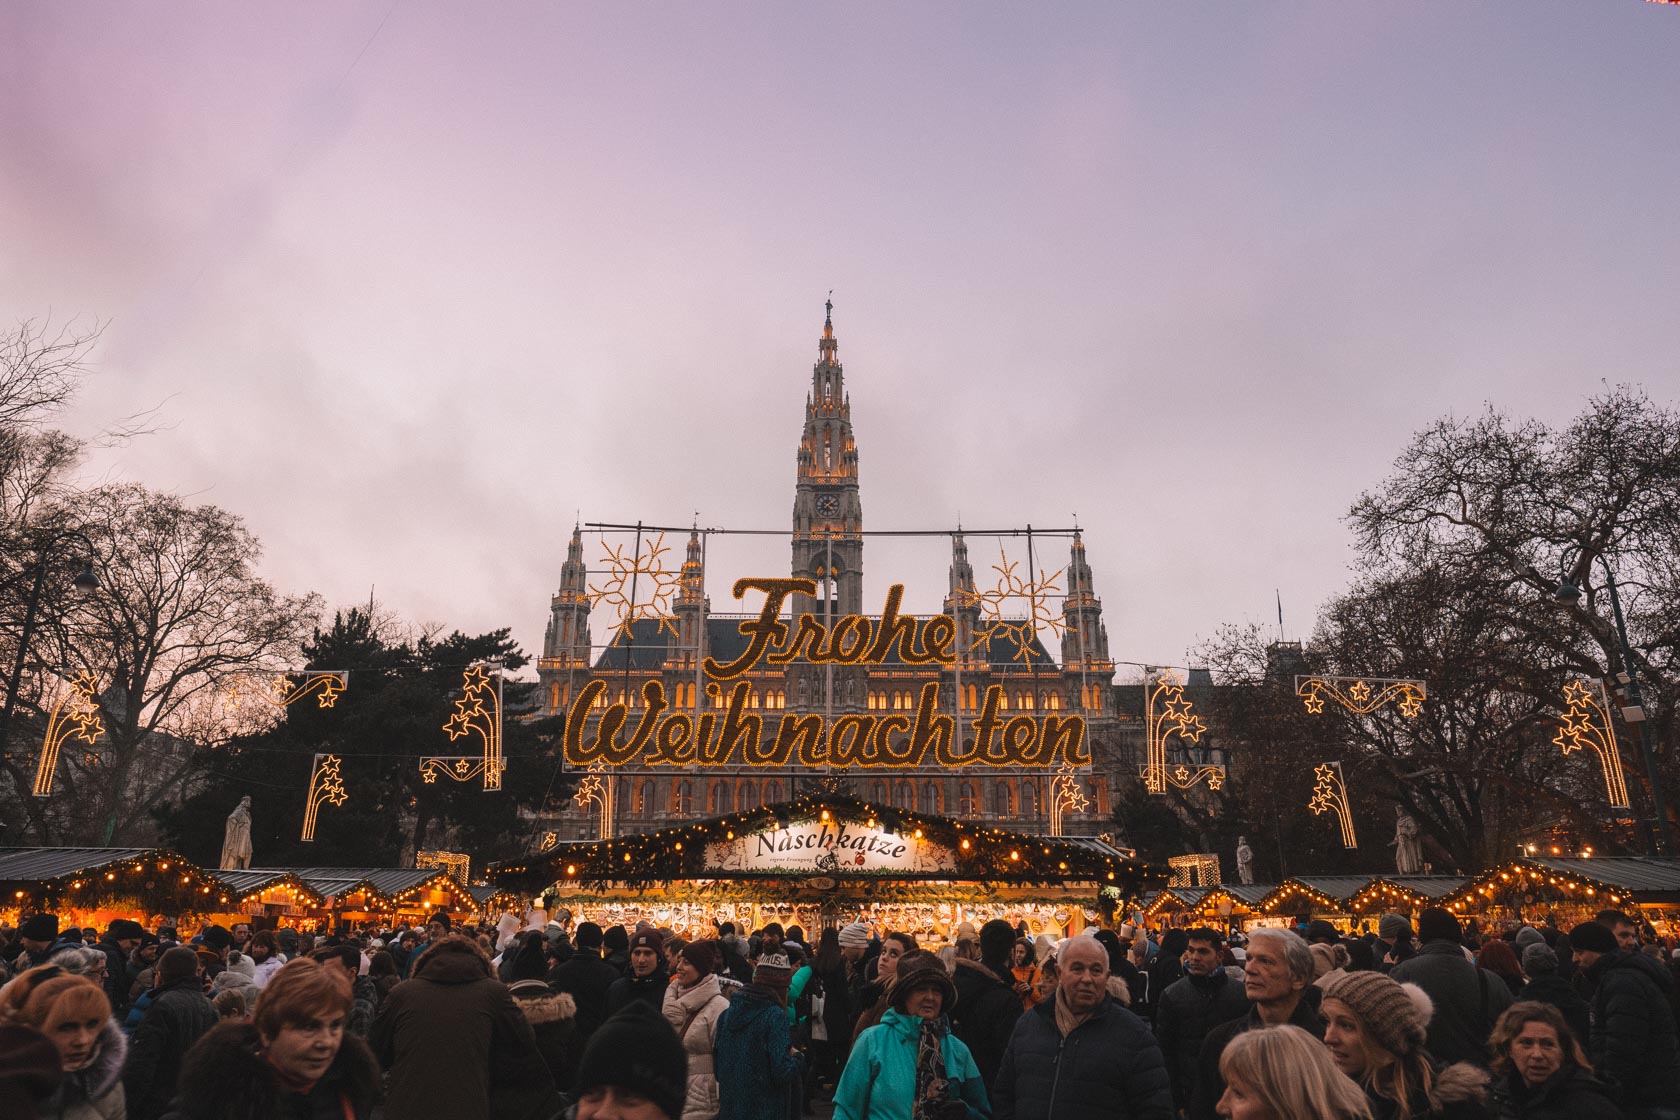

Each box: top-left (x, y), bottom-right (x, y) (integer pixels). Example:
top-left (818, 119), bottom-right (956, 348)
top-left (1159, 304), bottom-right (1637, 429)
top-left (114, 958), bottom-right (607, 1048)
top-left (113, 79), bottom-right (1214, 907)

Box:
top-left (590, 532), bottom-right (682, 641)
top-left (573, 760), bottom-right (613, 839)
top-left (1140, 673), bottom-right (1224, 794)
top-left (1048, 762), bottom-right (1091, 836)
top-left (33, 671), bottom-right (104, 797)
top-left (224, 670), bottom-right (349, 710)
top-left (1296, 676), bottom-right (1426, 718)
top-left (957, 548), bottom-right (1068, 662)
top-left (301, 753), bottom-right (348, 841)
top-left (1553, 679), bottom-right (1631, 810)
top-left (420, 665), bottom-right (505, 791)
top-left (1308, 762), bottom-right (1358, 848)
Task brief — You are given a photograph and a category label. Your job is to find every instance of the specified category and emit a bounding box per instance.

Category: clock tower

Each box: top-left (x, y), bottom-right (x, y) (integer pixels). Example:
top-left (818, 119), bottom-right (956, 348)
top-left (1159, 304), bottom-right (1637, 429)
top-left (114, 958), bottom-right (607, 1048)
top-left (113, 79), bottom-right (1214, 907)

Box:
top-left (788, 300), bottom-right (865, 708)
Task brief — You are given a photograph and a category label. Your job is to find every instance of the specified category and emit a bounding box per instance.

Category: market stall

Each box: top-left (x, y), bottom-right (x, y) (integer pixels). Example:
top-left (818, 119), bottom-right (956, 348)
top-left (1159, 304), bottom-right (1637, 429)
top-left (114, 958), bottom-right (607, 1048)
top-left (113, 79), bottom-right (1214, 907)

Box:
top-left (489, 794), bottom-right (1166, 942)
top-left (205, 870), bottom-right (326, 927)
top-left (1444, 857), bottom-right (1680, 935)
top-left (1345, 875), bottom-right (1467, 922)
top-left (0, 847), bottom-right (232, 930)
top-left (1254, 876), bottom-right (1372, 930)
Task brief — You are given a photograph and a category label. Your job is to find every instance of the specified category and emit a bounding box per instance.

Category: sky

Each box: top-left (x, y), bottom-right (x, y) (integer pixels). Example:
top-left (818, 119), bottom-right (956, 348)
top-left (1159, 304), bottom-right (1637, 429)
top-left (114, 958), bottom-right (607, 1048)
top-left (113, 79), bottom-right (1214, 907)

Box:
top-left (4, 2), bottom-right (1678, 681)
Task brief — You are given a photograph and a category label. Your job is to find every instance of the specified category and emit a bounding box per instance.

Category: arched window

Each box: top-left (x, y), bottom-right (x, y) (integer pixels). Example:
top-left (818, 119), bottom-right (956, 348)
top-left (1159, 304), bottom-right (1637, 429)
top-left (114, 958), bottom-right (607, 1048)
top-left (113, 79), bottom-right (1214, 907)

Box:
top-left (868, 692), bottom-right (879, 710)
top-left (959, 783), bottom-right (979, 816)
top-left (895, 782), bottom-right (914, 810)
top-left (921, 781), bottom-right (941, 816)
top-left (674, 781), bottom-right (694, 815)
top-left (550, 683), bottom-right (560, 710)
top-left (739, 779), bottom-right (758, 810)
top-left (994, 780), bottom-right (1012, 815)
top-left (1048, 691), bottom-right (1060, 710)
top-left (1021, 781), bottom-right (1038, 817)
top-left (871, 781), bottom-right (888, 805)
top-left (965, 684), bottom-right (978, 709)
top-left (1020, 690), bottom-right (1035, 710)
top-left (773, 690), bottom-right (785, 709)
top-left (636, 778), bottom-right (655, 814)
top-left (763, 781), bottom-right (782, 805)
top-left (709, 781), bottom-right (732, 814)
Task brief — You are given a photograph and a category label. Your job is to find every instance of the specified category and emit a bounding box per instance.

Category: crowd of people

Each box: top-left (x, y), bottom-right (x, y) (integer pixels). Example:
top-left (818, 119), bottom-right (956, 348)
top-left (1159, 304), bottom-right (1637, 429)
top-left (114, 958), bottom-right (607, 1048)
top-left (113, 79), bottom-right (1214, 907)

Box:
top-left (0, 903), bottom-right (1676, 1120)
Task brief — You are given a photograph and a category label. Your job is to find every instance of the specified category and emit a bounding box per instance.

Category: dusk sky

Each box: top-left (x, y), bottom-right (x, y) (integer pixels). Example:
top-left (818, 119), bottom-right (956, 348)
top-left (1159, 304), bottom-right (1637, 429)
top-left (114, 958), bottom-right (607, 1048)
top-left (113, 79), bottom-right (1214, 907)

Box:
top-left (5, 3), bottom-right (1678, 679)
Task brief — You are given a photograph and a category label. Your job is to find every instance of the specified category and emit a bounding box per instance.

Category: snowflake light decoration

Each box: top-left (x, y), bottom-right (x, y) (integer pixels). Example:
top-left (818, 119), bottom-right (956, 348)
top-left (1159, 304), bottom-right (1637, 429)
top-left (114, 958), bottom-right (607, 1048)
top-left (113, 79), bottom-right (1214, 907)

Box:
top-left (590, 532), bottom-right (682, 641)
top-left (958, 548), bottom-right (1067, 662)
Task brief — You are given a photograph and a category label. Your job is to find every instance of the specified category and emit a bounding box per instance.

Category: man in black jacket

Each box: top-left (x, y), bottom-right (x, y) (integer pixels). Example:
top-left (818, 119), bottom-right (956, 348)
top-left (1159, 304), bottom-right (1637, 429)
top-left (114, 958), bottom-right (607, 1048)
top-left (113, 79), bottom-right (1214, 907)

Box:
top-left (1154, 927), bottom-right (1249, 1115)
top-left (949, 919), bottom-right (1023, 1090)
top-left (1571, 919), bottom-right (1680, 1116)
top-left (123, 946), bottom-right (218, 1120)
top-left (993, 936), bottom-right (1173, 1120)
top-left (1190, 928), bottom-right (1320, 1120)
top-left (95, 918), bottom-right (145, 1014)
top-left (604, 928), bottom-right (669, 1015)
top-left (549, 920), bottom-right (621, 1041)
top-left (1389, 906), bottom-right (1511, 1066)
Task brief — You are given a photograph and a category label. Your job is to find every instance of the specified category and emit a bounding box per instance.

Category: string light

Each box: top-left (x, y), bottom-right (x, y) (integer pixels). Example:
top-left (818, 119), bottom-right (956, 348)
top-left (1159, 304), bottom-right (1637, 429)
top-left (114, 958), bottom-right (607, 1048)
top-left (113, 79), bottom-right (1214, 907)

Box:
top-left (1167, 854), bottom-right (1222, 888)
top-left (415, 850), bottom-right (472, 886)
top-left (427, 664), bottom-right (504, 791)
top-left (1048, 761), bottom-right (1091, 836)
top-left (591, 532), bottom-right (682, 640)
top-left (301, 753), bottom-right (348, 841)
top-left (1140, 673), bottom-right (1223, 794)
top-left (1554, 680), bottom-right (1632, 809)
top-left (572, 761), bottom-right (613, 838)
top-left (954, 546), bottom-right (1068, 661)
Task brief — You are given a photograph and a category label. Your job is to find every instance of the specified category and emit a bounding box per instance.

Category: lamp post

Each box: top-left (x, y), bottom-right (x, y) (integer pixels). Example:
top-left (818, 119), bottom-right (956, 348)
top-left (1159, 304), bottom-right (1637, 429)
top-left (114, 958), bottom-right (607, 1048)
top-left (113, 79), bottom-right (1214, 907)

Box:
top-left (1553, 552), bottom-right (1671, 859)
top-left (0, 529), bottom-right (100, 759)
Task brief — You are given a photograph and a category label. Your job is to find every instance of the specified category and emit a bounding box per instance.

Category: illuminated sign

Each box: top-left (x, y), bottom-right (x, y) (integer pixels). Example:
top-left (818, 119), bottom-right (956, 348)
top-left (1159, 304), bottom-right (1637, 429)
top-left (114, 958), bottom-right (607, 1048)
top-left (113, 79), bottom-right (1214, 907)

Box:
top-left (564, 577), bottom-right (1088, 768)
top-left (703, 818), bottom-right (957, 875)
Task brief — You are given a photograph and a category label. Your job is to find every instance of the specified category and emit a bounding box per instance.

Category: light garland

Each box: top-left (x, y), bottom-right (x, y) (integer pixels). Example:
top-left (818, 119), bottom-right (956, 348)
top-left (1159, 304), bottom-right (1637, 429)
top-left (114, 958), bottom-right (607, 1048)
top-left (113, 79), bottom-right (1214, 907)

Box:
top-left (1553, 680), bottom-right (1632, 809)
top-left (1308, 762), bottom-right (1357, 848)
top-left (223, 670), bottom-right (349, 710)
top-left (1296, 675), bottom-right (1426, 718)
top-left (572, 760), bottom-right (613, 838)
top-left (1444, 859), bottom-right (1629, 914)
top-left (591, 532), bottom-right (682, 640)
top-left (301, 753), bottom-right (348, 841)
top-left (1167, 853), bottom-right (1222, 888)
top-left (954, 546), bottom-right (1068, 662)
top-left (1140, 673), bottom-right (1223, 794)
top-left (1260, 880), bottom-right (1348, 914)
top-left (421, 665), bottom-right (504, 790)
top-left (415, 850), bottom-right (472, 886)
top-left (32, 671), bottom-right (104, 797)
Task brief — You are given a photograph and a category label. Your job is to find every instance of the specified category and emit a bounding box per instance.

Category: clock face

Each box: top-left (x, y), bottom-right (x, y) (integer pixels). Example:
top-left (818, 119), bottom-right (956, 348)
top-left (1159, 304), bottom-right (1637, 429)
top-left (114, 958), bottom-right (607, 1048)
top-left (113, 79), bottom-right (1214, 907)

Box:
top-left (815, 492), bottom-right (840, 517)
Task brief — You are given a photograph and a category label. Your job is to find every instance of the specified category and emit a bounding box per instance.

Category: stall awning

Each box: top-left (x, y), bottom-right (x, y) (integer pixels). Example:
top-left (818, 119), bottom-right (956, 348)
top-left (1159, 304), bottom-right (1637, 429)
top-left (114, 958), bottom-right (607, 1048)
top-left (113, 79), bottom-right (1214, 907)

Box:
top-left (488, 794), bottom-right (1167, 898)
top-left (0, 847), bottom-right (231, 910)
top-left (237, 867), bottom-right (478, 913)
top-left (1446, 857), bottom-right (1680, 911)
top-left (209, 870), bottom-right (326, 908)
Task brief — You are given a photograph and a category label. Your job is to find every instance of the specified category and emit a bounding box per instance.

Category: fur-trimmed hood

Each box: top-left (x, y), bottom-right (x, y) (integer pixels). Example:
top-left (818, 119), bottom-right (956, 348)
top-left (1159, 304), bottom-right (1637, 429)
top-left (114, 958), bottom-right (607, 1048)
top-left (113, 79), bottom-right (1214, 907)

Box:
top-left (159, 1020), bottom-right (381, 1120)
top-left (509, 979), bottom-right (578, 1025)
top-left (55, 1018), bottom-right (127, 1105)
top-left (1429, 1060), bottom-right (1490, 1108)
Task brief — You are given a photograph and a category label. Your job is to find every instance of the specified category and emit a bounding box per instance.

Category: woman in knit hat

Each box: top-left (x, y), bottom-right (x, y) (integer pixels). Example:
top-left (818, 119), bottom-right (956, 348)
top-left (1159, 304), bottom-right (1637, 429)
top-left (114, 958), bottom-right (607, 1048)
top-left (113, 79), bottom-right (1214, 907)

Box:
top-left (832, 959), bottom-right (986, 1120)
top-left (663, 940), bottom-right (731, 1120)
top-left (715, 953), bottom-right (804, 1120)
top-left (1217, 1024), bottom-right (1372, 1119)
top-left (1485, 1001), bottom-right (1619, 1119)
top-left (1321, 971), bottom-right (1490, 1119)
top-left (0, 970), bottom-right (126, 1120)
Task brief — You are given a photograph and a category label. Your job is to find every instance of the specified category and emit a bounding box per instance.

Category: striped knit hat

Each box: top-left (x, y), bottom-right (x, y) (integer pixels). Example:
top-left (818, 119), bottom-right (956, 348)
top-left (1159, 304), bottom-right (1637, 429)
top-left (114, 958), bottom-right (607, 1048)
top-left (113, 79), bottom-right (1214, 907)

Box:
top-left (1324, 970), bottom-right (1432, 1056)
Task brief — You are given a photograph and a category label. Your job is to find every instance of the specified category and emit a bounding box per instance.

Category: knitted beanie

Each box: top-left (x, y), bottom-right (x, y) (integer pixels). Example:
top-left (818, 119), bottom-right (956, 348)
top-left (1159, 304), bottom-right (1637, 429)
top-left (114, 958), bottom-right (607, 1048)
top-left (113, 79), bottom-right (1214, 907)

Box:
top-left (1567, 921), bottom-right (1618, 955)
top-left (680, 940), bottom-right (719, 977)
top-left (837, 922), bottom-right (871, 950)
top-left (1324, 970), bottom-right (1432, 1056)
top-left (1377, 913), bottom-right (1411, 942)
top-left (1514, 926), bottom-right (1546, 950)
top-left (753, 952), bottom-right (794, 995)
top-left (1521, 943), bottom-right (1559, 976)
top-left (574, 1002), bottom-right (687, 1120)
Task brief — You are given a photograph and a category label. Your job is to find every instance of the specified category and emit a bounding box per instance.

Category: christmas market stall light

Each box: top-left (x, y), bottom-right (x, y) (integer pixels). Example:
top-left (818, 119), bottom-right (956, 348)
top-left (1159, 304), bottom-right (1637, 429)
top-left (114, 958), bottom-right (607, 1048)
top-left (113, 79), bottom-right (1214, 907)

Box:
top-left (1440, 857), bottom-right (1680, 930)
top-left (487, 792), bottom-right (1167, 930)
top-left (0, 847), bottom-right (235, 926)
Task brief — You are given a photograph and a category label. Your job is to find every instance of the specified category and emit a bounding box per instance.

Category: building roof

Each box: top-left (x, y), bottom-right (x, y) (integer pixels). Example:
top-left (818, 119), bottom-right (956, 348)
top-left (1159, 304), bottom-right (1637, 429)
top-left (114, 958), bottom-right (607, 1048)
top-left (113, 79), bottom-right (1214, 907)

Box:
top-left (209, 870), bottom-right (326, 905)
top-left (1523, 857), bottom-right (1680, 893)
top-left (592, 615), bottom-right (1055, 672)
top-left (0, 847), bottom-right (182, 883)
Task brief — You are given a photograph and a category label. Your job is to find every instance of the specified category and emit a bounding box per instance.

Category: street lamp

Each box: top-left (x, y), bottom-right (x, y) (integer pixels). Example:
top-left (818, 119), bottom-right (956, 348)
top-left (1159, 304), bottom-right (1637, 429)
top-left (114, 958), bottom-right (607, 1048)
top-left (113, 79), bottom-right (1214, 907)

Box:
top-left (0, 528), bottom-right (101, 761)
top-left (1551, 550), bottom-right (1671, 859)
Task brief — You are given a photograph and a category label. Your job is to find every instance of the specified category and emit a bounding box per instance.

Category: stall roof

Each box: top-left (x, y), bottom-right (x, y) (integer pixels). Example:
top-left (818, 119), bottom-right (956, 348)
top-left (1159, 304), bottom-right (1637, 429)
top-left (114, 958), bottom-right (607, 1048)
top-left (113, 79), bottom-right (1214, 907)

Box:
top-left (238, 867), bottom-right (477, 911)
top-left (0, 847), bottom-right (185, 883)
top-left (209, 870), bottom-right (325, 905)
top-left (1205, 884), bottom-right (1276, 907)
top-left (1525, 858), bottom-right (1680, 894)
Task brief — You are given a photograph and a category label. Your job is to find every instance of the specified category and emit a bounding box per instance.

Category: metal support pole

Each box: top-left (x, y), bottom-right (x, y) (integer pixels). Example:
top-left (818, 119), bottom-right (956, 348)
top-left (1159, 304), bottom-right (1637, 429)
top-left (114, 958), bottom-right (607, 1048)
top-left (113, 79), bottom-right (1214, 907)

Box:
top-left (1604, 565), bottom-right (1672, 858)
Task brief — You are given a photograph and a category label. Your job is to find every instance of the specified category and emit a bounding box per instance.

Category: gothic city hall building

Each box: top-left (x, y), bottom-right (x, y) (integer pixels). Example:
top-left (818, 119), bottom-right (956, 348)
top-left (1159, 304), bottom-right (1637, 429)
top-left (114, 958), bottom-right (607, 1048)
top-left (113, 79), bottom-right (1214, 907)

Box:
top-left (537, 307), bottom-right (1208, 842)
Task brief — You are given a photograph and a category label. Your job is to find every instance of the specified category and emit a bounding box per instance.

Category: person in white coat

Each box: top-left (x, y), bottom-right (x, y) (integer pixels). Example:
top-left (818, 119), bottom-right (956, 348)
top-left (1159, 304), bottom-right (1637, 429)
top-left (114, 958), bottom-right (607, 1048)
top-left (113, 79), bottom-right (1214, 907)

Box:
top-left (663, 941), bottom-right (733, 1120)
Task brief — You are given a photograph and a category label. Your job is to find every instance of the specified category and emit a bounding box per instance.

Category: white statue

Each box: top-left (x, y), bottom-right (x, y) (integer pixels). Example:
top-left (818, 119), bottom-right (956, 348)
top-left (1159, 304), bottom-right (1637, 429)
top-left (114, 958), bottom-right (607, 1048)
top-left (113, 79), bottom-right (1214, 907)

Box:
top-left (1235, 836), bottom-right (1254, 886)
top-left (220, 796), bottom-right (253, 870)
top-left (1392, 807), bottom-right (1423, 875)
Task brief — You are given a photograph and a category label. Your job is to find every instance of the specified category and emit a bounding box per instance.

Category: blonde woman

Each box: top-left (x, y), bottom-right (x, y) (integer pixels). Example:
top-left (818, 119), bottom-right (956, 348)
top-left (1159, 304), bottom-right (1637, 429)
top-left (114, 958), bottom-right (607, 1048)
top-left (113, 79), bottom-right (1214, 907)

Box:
top-left (1320, 971), bottom-right (1489, 1120)
top-left (0, 969), bottom-right (127, 1119)
top-left (1217, 1024), bottom-right (1371, 1120)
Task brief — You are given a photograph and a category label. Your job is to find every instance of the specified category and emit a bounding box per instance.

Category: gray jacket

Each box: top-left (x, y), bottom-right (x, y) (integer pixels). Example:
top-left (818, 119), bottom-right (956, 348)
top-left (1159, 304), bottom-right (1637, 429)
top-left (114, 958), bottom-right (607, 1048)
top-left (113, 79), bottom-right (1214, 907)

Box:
top-left (1389, 940), bottom-right (1512, 1066)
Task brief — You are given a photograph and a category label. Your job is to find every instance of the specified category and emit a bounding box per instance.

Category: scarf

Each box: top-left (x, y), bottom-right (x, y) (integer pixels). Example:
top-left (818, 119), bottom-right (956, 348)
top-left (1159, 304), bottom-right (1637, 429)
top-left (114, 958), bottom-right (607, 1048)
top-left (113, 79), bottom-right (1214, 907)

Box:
top-left (1053, 987), bottom-right (1096, 1038)
top-left (911, 1016), bottom-right (951, 1120)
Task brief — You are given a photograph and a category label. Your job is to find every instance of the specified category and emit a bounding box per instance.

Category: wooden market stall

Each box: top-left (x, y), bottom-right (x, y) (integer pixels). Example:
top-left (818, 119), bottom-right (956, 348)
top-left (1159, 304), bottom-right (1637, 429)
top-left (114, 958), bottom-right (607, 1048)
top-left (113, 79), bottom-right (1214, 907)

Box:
top-left (1254, 876), bottom-right (1374, 931)
top-left (489, 794), bottom-right (1167, 943)
top-left (0, 847), bottom-right (232, 930)
top-left (1345, 876), bottom-right (1468, 923)
top-left (224, 868), bottom-right (478, 931)
top-left (1444, 857), bottom-right (1680, 935)
top-left (205, 870), bottom-right (326, 928)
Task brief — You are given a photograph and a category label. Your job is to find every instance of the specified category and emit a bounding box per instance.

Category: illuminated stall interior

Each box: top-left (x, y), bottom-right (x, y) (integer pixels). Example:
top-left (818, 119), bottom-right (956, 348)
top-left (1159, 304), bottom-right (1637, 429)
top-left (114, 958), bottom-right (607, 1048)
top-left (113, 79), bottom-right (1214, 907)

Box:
top-left (0, 847), bottom-right (234, 929)
top-left (233, 867), bottom-right (479, 928)
top-left (204, 870), bottom-right (325, 927)
top-left (1444, 857), bottom-right (1680, 935)
top-left (491, 794), bottom-right (1166, 941)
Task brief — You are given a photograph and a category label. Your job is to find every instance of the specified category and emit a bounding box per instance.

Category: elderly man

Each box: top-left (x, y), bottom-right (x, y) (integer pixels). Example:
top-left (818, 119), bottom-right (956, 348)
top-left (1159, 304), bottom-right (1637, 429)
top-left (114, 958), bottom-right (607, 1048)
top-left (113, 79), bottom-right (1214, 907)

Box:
top-left (1188, 928), bottom-right (1320, 1120)
top-left (993, 934), bottom-right (1173, 1120)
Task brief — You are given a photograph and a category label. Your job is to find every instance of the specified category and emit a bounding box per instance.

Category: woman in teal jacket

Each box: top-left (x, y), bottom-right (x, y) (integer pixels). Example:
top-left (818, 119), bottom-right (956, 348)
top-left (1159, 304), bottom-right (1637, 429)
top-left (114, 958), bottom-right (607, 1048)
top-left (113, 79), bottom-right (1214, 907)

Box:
top-left (833, 961), bottom-right (991, 1120)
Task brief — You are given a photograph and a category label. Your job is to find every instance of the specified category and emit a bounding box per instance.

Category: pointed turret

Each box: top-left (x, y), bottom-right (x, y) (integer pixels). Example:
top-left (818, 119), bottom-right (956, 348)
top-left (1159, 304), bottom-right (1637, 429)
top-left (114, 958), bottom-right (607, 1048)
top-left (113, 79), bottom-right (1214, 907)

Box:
top-left (944, 531), bottom-right (982, 666)
top-left (1060, 532), bottom-right (1114, 712)
top-left (539, 525), bottom-right (594, 711)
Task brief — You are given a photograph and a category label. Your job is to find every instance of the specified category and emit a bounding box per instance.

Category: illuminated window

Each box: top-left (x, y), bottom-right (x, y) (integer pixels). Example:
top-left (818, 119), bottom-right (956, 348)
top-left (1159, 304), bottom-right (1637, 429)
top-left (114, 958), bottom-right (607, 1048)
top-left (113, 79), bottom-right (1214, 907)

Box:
top-left (1048, 692), bottom-right (1060, 710)
top-left (772, 690), bottom-right (785, 709)
top-left (960, 783), bottom-right (979, 815)
top-left (550, 684), bottom-right (560, 710)
top-left (965, 684), bottom-right (977, 710)
top-left (674, 781), bottom-right (694, 815)
top-left (868, 693), bottom-right (879, 710)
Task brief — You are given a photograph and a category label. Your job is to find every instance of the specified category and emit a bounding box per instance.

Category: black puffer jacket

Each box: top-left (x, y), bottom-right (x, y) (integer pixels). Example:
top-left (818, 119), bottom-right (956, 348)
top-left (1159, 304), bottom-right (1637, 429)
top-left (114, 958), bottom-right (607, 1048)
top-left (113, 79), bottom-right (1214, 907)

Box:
top-left (1518, 974), bottom-right (1591, 1049)
top-left (1586, 948), bottom-right (1680, 1112)
top-left (548, 946), bottom-right (620, 1039)
top-left (159, 1020), bottom-right (380, 1120)
top-left (1363, 1060), bottom-right (1489, 1120)
top-left (605, 964), bottom-right (670, 1016)
top-left (1487, 1064), bottom-right (1620, 1120)
top-left (992, 994), bottom-right (1173, 1120)
top-left (123, 975), bottom-right (218, 1120)
top-left (948, 957), bottom-right (1022, 1089)
top-left (1390, 941), bottom-right (1513, 1067)
top-left (1153, 968), bottom-right (1250, 1111)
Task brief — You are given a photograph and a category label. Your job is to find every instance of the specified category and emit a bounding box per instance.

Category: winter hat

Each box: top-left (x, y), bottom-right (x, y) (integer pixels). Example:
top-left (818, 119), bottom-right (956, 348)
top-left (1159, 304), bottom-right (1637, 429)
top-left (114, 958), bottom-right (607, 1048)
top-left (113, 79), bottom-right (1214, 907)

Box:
top-left (277, 928), bottom-right (300, 949)
top-left (954, 921), bottom-right (979, 944)
top-left (0, 1023), bottom-right (63, 1119)
top-left (574, 1001), bottom-right (688, 1120)
top-left (680, 941), bottom-right (719, 977)
top-left (1567, 921), bottom-right (1618, 955)
top-left (1521, 943), bottom-right (1559, 976)
top-left (838, 922), bottom-right (871, 950)
top-left (200, 925), bottom-right (233, 952)
top-left (752, 951), bottom-right (794, 996)
top-left (509, 933), bottom-right (549, 982)
top-left (629, 929), bottom-right (664, 954)
top-left (226, 952), bottom-right (257, 981)
top-left (17, 915), bottom-right (57, 942)
top-left (1305, 920), bottom-right (1340, 945)
top-left (576, 921), bottom-right (605, 950)
top-left (1514, 926), bottom-right (1546, 950)
top-left (1415, 907), bottom-right (1462, 945)
top-left (1324, 971), bottom-right (1432, 1056)
top-left (1377, 913), bottom-right (1411, 942)
top-left (427, 911), bottom-right (450, 932)
top-left (890, 961), bottom-right (958, 1013)
top-left (106, 919), bottom-right (144, 942)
